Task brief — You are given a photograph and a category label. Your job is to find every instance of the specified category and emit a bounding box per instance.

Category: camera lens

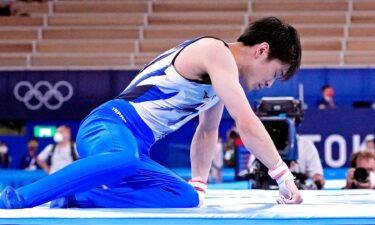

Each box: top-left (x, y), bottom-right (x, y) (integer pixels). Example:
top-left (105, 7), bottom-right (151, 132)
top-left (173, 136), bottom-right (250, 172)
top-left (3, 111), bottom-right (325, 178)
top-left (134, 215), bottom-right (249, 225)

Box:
top-left (353, 168), bottom-right (369, 183)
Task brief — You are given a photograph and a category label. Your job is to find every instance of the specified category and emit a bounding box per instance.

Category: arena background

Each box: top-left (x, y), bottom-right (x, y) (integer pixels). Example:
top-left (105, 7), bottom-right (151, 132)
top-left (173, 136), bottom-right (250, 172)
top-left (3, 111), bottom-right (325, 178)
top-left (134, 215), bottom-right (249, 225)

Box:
top-left (2, 0), bottom-right (375, 224)
top-left (1, 68), bottom-right (375, 169)
top-left (0, 0), bottom-right (374, 185)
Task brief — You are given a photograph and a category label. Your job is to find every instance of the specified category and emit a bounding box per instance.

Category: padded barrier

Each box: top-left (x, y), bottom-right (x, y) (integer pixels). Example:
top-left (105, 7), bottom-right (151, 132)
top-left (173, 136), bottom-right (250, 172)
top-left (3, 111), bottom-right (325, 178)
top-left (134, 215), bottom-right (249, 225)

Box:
top-left (0, 190), bottom-right (374, 225)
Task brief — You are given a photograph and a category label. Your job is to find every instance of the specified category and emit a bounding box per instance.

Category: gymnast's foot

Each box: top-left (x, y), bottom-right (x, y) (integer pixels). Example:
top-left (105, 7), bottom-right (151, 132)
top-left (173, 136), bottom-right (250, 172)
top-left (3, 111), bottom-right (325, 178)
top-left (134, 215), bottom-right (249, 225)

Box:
top-left (50, 196), bottom-right (76, 208)
top-left (0, 186), bottom-right (24, 209)
top-left (50, 197), bottom-right (68, 208)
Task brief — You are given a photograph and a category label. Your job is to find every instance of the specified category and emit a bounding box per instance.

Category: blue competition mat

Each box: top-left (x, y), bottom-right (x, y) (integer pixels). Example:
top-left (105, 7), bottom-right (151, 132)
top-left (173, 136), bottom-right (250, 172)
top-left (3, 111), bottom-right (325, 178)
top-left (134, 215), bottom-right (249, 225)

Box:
top-left (1, 189), bottom-right (375, 225)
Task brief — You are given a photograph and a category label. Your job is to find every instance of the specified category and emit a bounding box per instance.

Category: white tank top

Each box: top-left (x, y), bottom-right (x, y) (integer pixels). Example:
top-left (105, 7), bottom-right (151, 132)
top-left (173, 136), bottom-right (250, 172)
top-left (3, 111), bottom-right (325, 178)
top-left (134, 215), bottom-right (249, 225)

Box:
top-left (118, 37), bottom-right (227, 141)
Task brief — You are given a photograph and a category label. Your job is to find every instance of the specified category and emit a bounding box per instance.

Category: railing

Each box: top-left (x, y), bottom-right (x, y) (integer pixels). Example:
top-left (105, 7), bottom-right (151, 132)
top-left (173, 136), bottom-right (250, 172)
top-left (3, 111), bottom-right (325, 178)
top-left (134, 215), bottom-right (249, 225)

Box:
top-left (1, 0), bottom-right (375, 69)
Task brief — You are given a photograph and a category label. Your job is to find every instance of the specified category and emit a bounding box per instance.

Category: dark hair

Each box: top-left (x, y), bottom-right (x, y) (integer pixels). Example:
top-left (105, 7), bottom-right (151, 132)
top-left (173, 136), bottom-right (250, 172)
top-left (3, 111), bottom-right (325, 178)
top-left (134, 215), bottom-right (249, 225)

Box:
top-left (321, 84), bottom-right (332, 92)
top-left (228, 131), bottom-right (237, 139)
top-left (350, 151), bottom-right (375, 168)
top-left (59, 125), bottom-right (71, 131)
top-left (28, 138), bottom-right (38, 143)
top-left (237, 16), bottom-right (301, 81)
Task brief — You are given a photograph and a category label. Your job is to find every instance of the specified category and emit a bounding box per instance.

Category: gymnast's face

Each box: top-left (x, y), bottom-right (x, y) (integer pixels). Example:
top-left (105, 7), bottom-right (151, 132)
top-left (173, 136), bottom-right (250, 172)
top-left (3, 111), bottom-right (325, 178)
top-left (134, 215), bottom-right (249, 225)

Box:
top-left (239, 42), bottom-right (289, 91)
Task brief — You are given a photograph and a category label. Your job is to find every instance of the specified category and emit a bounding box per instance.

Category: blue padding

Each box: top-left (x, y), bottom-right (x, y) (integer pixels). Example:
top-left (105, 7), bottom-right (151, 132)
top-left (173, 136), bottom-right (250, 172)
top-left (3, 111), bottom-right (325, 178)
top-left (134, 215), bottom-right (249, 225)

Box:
top-left (0, 168), bottom-right (347, 192)
top-left (0, 190), bottom-right (374, 225)
top-left (172, 168), bottom-right (236, 182)
top-left (0, 170), bottom-right (47, 189)
top-left (324, 168), bottom-right (348, 180)
top-left (172, 168), bottom-right (347, 181)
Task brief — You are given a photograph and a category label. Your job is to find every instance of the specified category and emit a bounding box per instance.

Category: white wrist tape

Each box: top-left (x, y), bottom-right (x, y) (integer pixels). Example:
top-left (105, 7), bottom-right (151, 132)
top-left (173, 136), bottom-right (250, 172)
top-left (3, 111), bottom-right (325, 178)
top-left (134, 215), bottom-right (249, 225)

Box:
top-left (189, 177), bottom-right (207, 194)
top-left (268, 160), bottom-right (295, 200)
top-left (268, 160), bottom-right (294, 183)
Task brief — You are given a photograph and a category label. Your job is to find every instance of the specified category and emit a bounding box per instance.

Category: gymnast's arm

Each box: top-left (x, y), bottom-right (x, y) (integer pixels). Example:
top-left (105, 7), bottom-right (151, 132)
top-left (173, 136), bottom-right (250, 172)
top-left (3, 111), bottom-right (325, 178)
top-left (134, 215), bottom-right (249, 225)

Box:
top-left (202, 41), bottom-right (283, 171)
top-left (203, 40), bottom-right (302, 203)
top-left (190, 102), bottom-right (224, 182)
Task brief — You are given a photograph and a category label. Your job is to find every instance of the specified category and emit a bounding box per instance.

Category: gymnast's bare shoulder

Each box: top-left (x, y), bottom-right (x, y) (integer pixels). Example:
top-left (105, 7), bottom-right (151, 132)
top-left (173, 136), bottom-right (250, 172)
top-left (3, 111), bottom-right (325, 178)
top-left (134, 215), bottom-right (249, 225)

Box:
top-left (173, 37), bottom-right (238, 84)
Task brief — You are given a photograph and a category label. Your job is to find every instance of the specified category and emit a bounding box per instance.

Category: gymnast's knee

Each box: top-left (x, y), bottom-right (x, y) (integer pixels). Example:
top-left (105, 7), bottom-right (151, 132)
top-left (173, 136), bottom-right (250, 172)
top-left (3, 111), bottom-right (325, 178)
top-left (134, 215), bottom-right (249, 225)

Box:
top-left (169, 183), bottom-right (200, 208)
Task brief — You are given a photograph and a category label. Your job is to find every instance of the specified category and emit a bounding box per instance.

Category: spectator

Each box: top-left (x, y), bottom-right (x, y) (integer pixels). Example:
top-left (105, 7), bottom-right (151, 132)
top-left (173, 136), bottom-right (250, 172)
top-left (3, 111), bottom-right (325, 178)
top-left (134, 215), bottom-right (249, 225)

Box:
top-left (210, 137), bottom-right (224, 183)
top-left (0, 141), bottom-right (10, 169)
top-left (295, 136), bottom-right (325, 189)
top-left (19, 138), bottom-right (40, 170)
top-left (37, 125), bottom-right (78, 174)
top-left (0, 0), bottom-right (14, 16)
top-left (317, 84), bottom-right (336, 109)
top-left (223, 124), bottom-right (239, 167)
top-left (345, 151), bottom-right (375, 189)
top-left (364, 137), bottom-right (375, 152)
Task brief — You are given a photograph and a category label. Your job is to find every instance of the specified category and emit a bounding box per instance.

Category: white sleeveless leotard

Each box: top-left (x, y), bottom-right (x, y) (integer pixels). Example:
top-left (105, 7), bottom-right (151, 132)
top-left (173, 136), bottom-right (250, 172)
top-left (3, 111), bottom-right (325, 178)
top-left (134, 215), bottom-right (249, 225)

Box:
top-left (118, 36), bottom-right (228, 140)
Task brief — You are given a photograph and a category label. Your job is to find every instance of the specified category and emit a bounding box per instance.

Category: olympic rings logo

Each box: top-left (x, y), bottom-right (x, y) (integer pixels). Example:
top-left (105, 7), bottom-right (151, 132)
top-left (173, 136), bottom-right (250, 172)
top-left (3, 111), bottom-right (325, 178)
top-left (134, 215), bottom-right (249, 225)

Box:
top-left (13, 81), bottom-right (74, 110)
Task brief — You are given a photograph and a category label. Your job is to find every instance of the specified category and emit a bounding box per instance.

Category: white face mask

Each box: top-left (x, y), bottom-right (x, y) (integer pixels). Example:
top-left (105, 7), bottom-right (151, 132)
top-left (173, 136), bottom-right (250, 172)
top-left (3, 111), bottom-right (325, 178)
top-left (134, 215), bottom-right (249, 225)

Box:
top-left (53, 132), bottom-right (63, 143)
top-left (0, 145), bottom-right (8, 154)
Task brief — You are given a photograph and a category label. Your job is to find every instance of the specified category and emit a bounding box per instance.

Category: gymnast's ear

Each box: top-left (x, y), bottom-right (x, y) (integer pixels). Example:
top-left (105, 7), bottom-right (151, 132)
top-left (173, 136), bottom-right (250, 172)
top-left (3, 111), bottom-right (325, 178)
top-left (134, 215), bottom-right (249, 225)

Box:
top-left (254, 42), bottom-right (270, 59)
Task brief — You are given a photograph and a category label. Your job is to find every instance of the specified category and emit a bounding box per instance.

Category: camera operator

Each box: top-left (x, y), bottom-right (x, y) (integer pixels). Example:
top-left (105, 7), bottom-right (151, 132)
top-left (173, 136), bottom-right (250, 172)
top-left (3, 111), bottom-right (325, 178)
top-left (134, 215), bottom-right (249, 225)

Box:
top-left (295, 135), bottom-right (325, 189)
top-left (246, 135), bottom-right (325, 190)
top-left (241, 97), bottom-right (326, 190)
top-left (345, 151), bottom-right (375, 189)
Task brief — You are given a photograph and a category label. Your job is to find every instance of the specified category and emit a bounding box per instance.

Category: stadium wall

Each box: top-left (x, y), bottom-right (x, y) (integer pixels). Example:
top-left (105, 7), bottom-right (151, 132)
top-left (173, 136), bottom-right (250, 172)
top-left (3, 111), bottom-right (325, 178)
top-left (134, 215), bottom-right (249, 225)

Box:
top-left (0, 68), bottom-right (374, 168)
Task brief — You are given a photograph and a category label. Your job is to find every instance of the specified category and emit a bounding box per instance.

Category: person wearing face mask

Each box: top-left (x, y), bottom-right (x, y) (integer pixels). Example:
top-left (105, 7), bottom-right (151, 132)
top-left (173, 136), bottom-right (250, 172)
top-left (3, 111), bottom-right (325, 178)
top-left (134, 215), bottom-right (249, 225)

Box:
top-left (0, 141), bottom-right (10, 169)
top-left (36, 125), bottom-right (78, 174)
top-left (19, 138), bottom-right (41, 170)
top-left (317, 85), bottom-right (336, 109)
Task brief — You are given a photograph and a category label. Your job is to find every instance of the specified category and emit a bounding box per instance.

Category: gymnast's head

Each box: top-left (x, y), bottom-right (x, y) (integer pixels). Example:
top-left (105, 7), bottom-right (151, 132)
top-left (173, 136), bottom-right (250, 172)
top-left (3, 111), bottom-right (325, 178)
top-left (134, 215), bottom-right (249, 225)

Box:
top-left (233, 16), bottom-right (301, 91)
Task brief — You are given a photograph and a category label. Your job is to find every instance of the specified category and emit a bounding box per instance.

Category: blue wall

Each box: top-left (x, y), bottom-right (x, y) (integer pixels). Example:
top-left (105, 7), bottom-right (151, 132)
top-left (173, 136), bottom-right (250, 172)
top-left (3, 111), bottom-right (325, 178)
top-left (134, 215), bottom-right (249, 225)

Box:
top-left (0, 68), bottom-right (374, 169)
top-left (150, 109), bottom-right (375, 169)
top-left (247, 68), bottom-right (375, 109)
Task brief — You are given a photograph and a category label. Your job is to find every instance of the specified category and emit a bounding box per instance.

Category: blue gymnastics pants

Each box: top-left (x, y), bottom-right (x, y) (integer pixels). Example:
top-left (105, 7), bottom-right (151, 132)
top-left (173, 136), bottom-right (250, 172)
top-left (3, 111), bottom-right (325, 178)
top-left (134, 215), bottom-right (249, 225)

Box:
top-left (16, 100), bottom-right (199, 208)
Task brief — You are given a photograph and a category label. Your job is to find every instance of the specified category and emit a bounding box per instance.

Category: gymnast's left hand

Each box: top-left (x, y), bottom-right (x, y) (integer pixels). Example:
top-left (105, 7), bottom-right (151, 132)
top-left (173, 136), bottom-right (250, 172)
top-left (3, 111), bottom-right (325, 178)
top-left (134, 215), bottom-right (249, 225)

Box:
top-left (277, 180), bottom-right (303, 204)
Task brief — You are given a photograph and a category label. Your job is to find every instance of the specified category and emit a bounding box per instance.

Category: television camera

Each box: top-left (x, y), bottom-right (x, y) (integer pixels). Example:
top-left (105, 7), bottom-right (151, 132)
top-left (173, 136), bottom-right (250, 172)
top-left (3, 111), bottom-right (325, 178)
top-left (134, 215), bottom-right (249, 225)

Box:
top-left (237, 97), bottom-right (320, 190)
